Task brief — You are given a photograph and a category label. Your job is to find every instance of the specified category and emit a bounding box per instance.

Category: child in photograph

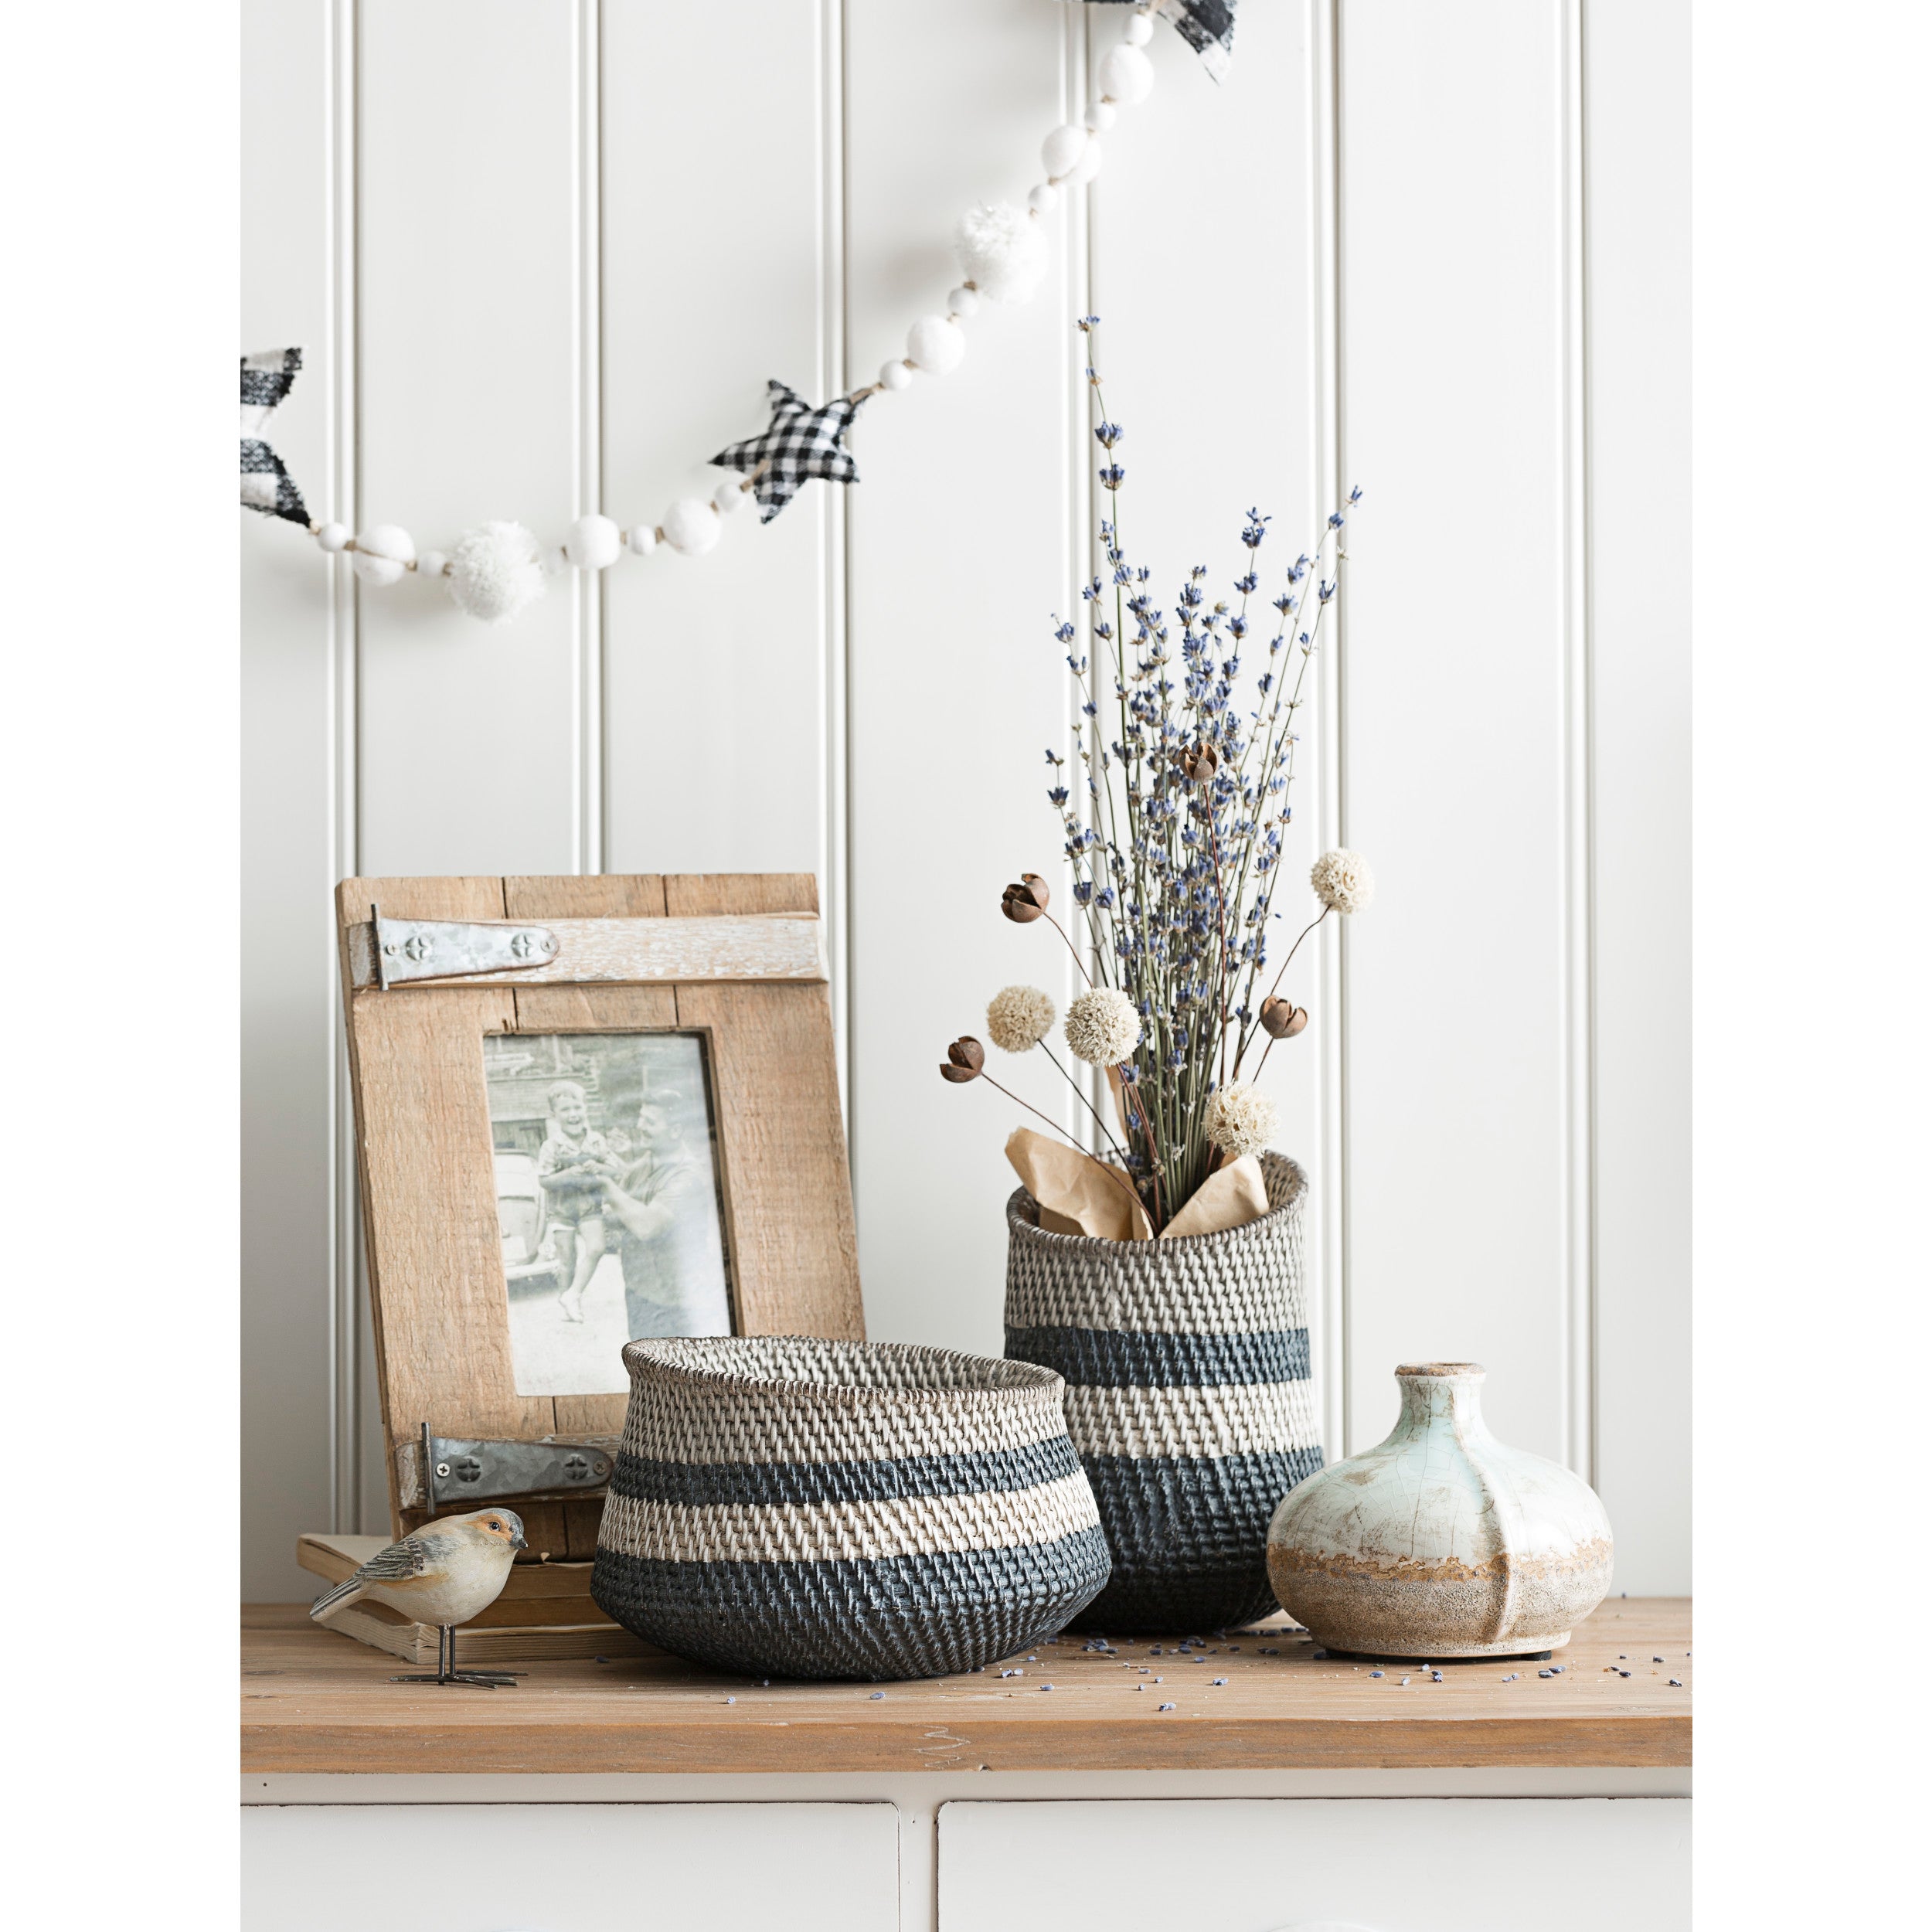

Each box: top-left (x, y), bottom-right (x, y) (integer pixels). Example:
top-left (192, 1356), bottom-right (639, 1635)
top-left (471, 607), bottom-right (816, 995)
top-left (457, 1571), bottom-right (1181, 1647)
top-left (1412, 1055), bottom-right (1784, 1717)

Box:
top-left (536, 1080), bottom-right (613, 1324)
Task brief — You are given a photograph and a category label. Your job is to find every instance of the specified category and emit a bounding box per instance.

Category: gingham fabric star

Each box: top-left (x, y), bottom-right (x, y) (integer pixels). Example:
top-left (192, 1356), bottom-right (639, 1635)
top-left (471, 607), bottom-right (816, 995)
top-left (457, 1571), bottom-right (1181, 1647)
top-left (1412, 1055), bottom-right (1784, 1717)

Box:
top-left (1086, 1), bottom-right (1236, 81)
top-left (711, 380), bottom-right (866, 523)
top-left (240, 346), bottom-right (309, 525)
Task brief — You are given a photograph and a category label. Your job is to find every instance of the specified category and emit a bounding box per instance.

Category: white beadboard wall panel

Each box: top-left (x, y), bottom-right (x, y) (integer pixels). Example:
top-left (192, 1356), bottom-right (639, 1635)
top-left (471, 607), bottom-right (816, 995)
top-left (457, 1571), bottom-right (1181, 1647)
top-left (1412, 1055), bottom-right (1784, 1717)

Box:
top-left (236, 2), bottom-right (1690, 1594)
top-left (355, 1), bottom-right (584, 877)
top-left (240, 0), bottom-right (345, 1603)
top-left (1336, 0), bottom-right (1583, 1462)
top-left (1583, 0), bottom-right (1692, 1594)
top-left (1087, 0), bottom-right (1341, 1455)
top-left (602, 0), bottom-right (836, 887)
top-left (845, 0), bottom-right (1083, 1355)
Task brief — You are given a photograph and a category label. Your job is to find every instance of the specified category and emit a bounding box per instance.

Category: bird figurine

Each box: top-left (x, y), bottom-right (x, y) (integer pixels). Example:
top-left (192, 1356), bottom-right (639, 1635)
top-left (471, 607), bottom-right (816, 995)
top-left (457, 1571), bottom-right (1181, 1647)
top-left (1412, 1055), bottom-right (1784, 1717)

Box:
top-left (309, 1506), bottom-right (527, 1687)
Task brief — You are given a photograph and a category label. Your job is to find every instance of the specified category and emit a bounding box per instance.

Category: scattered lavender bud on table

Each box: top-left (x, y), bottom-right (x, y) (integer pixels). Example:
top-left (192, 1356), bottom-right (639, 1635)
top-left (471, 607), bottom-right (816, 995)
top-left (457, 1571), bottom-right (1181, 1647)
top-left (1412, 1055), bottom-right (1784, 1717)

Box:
top-left (1370, 1670), bottom-right (1384, 1679)
top-left (1502, 1674), bottom-right (1519, 1682)
top-left (870, 1691), bottom-right (885, 1699)
top-left (1158, 1702), bottom-right (1175, 1711)
top-left (1539, 1669), bottom-right (1554, 1678)
top-left (1400, 1676), bottom-right (1411, 1686)
top-left (1212, 1677), bottom-right (1227, 1685)
top-left (1669, 1678), bottom-right (1683, 1687)
top-left (724, 1696), bottom-right (736, 1704)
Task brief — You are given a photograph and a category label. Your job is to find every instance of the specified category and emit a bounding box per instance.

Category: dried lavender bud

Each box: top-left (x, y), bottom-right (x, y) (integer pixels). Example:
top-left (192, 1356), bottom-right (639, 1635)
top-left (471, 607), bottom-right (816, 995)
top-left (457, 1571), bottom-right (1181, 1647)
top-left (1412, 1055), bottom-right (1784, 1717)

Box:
top-left (939, 1036), bottom-right (986, 1083)
top-left (1259, 996), bottom-right (1309, 1040)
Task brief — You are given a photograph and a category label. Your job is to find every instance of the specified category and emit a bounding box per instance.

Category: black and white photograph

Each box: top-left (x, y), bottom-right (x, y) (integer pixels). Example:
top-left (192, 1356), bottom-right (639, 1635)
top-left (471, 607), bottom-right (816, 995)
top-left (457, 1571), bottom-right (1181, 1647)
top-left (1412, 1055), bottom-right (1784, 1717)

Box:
top-left (487, 1032), bottom-right (733, 1396)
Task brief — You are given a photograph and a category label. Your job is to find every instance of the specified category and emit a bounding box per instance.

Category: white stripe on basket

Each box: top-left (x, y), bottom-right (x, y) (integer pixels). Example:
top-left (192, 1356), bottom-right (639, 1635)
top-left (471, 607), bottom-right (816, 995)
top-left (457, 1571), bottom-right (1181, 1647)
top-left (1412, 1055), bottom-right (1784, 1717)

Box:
top-left (1003, 1278), bottom-right (1304, 1337)
top-left (1060, 1378), bottom-right (1321, 1459)
top-left (599, 1470), bottom-right (1101, 1566)
top-left (624, 1390), bottom-right (1073, 1466)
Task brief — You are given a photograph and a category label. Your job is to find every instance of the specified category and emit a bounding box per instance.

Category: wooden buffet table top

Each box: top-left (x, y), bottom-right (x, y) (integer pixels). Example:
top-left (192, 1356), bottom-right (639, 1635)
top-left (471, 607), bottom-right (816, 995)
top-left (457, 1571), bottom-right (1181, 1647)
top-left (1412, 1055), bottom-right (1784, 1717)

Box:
top-left (242, 1596), bottom-right (1689, 1776)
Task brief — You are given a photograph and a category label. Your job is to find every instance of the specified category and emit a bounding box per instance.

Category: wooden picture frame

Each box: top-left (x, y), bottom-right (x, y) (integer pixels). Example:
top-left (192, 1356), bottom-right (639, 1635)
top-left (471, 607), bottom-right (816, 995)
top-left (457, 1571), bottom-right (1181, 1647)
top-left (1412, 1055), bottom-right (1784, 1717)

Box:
top-left (335, 873), bottom-right (863, 1553)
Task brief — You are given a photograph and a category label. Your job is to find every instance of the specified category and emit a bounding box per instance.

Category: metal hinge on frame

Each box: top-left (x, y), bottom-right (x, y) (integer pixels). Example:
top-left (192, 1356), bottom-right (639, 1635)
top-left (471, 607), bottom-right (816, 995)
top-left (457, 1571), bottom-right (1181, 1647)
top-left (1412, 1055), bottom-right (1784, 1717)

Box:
top-left (360, 903), bottom-right (560, 991)
top-left (400, 1423), bottom-right (617, 1513)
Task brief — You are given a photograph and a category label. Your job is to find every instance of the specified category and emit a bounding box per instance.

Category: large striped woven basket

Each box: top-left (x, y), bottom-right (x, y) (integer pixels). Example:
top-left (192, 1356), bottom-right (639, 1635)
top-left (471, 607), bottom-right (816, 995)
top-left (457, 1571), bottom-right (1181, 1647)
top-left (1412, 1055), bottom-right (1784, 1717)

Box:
top-left (1004, 1151), bottom-right (1324, 1632)
top-left (590, 1336), bottom-right (1112, 1681)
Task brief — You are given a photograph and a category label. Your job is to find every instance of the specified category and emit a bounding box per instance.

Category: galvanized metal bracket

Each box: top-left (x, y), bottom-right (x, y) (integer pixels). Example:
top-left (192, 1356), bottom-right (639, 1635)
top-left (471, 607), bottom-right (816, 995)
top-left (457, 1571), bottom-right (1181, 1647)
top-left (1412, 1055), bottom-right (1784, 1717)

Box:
top-left (400, 1423), bottom-right (617, 1513)
top-left (358, 903), bottom-right (560, 991)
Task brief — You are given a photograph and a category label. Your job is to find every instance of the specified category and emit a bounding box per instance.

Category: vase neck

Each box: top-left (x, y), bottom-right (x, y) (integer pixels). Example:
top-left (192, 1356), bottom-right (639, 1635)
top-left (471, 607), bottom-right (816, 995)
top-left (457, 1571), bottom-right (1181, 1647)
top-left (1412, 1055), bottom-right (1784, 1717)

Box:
top-left (1394, 1362), bottom-right (1489, 1437)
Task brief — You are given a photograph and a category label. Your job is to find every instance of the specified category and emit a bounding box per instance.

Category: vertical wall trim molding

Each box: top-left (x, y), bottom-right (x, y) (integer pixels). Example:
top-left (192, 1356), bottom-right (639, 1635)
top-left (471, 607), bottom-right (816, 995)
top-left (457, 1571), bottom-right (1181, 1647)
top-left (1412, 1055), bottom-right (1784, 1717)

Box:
top-left (1068, 5), bottom-right (1097, 1150)
top-left (1309, 0), bottom-right (1347, 1464)
top-left (327, 0), bottom-right (362, 1533)
top-left (575, 0), bottom-right (605, 876)
top-left (823, 0), bottom-right (853, 1135)
top-left (1560, 0), bottom-right (1597, 1481)
top-left (1325, 0), bottom-right (1355, 1458)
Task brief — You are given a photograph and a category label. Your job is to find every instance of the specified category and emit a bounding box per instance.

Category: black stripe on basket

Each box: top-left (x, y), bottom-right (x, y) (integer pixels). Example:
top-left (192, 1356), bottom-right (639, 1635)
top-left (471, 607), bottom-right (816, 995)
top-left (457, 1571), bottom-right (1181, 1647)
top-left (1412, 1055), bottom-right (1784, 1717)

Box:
top-left (608, 1435), bottom-right (1084, 1509)
top-left (1005, 1324), bottom-right (1311, 1388)
top-left (594, 1525), bottom-right (1112, 1617)
top-left (1079, 1446), bottom-right (1328, 1566)
top-left (591, 1525), bottom-right (1114, 1680)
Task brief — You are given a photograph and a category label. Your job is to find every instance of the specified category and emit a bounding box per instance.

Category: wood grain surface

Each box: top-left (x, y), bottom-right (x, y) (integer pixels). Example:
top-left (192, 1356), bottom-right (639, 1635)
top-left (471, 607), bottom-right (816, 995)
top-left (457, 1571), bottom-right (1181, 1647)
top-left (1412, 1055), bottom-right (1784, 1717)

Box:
top-left (241, 1597), bottom-right (1690, 1776)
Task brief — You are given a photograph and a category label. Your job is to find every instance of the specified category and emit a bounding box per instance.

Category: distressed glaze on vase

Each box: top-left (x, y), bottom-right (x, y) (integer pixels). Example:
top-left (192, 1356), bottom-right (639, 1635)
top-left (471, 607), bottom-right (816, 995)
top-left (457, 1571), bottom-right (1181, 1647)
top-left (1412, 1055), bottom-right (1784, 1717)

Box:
top-left (1266, 1362), bottom-right (1612, 1659)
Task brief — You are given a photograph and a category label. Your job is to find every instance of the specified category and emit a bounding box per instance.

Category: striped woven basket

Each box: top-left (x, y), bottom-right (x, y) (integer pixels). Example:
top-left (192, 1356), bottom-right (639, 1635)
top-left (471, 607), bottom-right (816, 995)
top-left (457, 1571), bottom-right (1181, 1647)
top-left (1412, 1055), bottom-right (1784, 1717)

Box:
top-left (1004, 1151), bottom-right (1324, 1633)
top-left (590, 1336), bottom-right (1112, 1681)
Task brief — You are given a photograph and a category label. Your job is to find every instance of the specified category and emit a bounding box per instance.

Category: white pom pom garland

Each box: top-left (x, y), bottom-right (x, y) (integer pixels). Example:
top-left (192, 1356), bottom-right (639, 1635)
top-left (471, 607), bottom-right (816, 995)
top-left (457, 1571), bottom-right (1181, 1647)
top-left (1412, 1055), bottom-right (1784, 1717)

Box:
top-left (628, 523), bottom-right (658, 556)
top-left (947, 285), bottom-right (980, 319)
top-left (954, 200), bottom-right (1049, 303)
top-left (416, 550), bottom-right (449, 581)
top-left (1124, 12), bottom-right (1155, 47)
top-left (448, 521), bottom-right (547, 624)
top-left (879, 359), bottom-right (914, 392)
top-left (351, 524), bottom-right (414, 587)
top-left (660, 497), bottom-right (721, 556)
top-left (1086, 100), bottom-right (1117, 133)
top-left (906, 315), bottom-right (965, 375)
top-left (315, 521), bottom-right (350, 553)
top-left (563, 512), bottom-right (623, 569)
top-left (1027, 183), bottom-right (1059, 216)
top-left (1042, 124), bottom-right (1087, 181)
top-left (1068, 135), bottom-right (1103, 185)
top-left (1097, 43), bottom-right (1155, 106)
top-left (714, 478), bottom-right (753, 516)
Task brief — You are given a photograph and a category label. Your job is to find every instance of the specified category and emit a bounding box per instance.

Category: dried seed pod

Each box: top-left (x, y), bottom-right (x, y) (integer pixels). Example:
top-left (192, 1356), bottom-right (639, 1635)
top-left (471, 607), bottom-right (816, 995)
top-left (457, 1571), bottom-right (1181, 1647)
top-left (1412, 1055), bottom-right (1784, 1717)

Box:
top-left (939, 1036), bottom-right (987, 1083)
top-left (1175, 742), bottom-right (1219, 783)
top-left (1260, 997), bottom-right (1309, 1040)
top-left (1001, 873), bottom-right (1051, 923)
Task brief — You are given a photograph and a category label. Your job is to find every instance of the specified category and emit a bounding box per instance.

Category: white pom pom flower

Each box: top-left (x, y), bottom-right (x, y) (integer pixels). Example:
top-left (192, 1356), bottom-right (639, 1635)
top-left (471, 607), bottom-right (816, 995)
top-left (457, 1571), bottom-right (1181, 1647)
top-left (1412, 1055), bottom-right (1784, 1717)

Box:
top-left (1204, 1083), bottom-right (1280, 1162)
top-left (447, 521), bottom-right (548, 624)
top-left (1310, 848), bottom-right (1376, 914)
top-left (986, 985), bottom-right (1057, 1055)
top-left (954, 201), bottom-right (1049, 304)
top-left (1064, 987), bottom-right (1142, 1066)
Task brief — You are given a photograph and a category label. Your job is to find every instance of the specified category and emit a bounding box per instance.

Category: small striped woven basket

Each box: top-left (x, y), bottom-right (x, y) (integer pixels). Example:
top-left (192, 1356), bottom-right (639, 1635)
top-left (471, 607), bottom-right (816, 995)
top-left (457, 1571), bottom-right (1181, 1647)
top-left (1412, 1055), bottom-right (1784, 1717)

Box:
top-left (1004, 1151), bottom-right (1324, 1633)
top-left (590, 1336), bottom-right (1112, 1681)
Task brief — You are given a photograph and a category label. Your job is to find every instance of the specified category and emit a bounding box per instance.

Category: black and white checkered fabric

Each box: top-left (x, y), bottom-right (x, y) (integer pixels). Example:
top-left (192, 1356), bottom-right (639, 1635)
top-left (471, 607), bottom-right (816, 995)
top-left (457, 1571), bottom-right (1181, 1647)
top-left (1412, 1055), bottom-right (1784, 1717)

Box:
top-left (711, 380), bottom-right (866, 523)
top-left (240, 346), bottom-right (309, 525)
top-left (1086, 1), bottom-right (1236, 82)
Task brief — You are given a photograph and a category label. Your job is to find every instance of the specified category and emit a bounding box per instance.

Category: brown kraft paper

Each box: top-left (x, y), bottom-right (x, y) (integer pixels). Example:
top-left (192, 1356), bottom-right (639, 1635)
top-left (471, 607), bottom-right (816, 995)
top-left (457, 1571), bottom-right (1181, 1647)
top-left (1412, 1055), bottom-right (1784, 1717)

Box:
top-left (1005, 1128), bottom-right (1269, 1243)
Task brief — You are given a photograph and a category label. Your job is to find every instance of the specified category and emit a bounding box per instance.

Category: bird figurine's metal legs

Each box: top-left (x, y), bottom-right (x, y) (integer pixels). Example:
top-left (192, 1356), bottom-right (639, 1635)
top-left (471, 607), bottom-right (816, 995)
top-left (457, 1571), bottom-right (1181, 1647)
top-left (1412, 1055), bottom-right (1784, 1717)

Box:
top-left (390, 1623), bottom-right (524, 1689)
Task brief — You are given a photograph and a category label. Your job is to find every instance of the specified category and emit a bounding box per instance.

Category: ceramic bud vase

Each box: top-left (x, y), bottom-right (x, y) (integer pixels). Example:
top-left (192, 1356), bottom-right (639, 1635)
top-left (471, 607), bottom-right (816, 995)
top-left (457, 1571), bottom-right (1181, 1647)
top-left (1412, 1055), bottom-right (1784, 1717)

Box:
top-left (1005, 1151), bottom-right (1324, 1632)
top-left (1266, 1362), bottom-right (1613, 1659)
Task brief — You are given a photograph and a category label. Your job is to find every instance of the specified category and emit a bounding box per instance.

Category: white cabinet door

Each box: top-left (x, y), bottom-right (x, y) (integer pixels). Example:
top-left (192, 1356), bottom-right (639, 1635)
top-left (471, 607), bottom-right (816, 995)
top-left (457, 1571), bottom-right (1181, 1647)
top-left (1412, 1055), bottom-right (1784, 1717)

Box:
top-left (242, 1803), bottom-right (898, 1932)
top-left (939, 1798), bottom-right (1689, 1932)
